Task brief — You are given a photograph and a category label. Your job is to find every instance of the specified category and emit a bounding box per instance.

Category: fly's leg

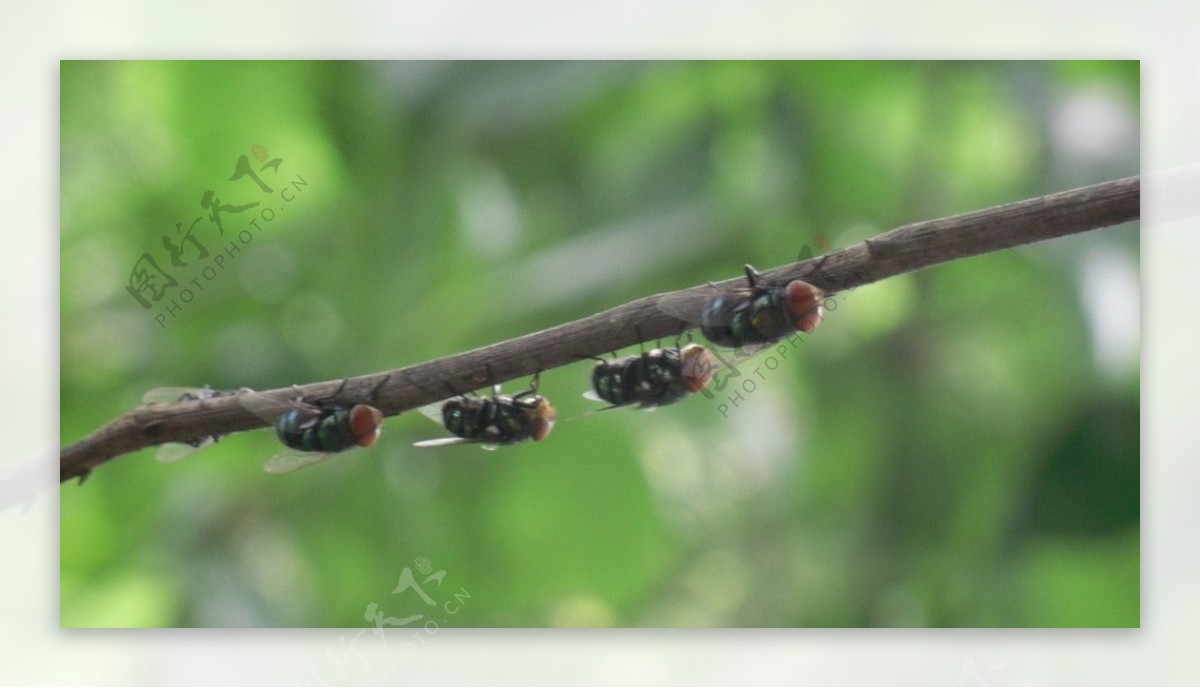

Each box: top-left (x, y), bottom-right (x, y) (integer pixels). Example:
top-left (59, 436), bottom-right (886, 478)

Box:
top-left (633, 325), bottom-right (651, 389)
top-left (743, 264), bottom-right (758, 289)
top-left (364, 373), bottom-right (391, 404)
top-left (512, 371), bottom-right (542, 404)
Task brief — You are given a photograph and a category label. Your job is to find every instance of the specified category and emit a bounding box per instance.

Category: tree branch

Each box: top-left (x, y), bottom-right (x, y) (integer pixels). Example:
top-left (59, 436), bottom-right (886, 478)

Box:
top-left (61, 175), bottom-right (1140, 483)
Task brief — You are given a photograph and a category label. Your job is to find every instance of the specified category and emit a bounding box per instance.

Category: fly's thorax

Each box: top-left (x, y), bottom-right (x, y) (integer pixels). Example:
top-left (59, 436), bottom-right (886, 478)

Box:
top-left (743, 288), bottom-right (789, 341)
top-left (645, 347), bottom-right (682, 375)
top-left (478, 395), bottom-right (525, 443)
top-left (642, 353), bottom-right (683, 391)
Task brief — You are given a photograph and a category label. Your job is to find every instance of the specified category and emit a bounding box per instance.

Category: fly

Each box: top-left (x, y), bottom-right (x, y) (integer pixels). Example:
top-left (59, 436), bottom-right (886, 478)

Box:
top-left (584, 341), bottom-right (715, 411)
top-left (658, 263), bottom-right (824, 368)
top-left (414, 374), bottom-right (556, 450)
top-left (240, 377), bottom-right (388, 473)
top-left (140, 385), bottom-right (229, 463)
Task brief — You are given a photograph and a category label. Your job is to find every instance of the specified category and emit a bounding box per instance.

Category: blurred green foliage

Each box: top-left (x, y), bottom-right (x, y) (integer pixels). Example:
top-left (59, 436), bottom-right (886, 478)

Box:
top-left (60, 61), bottom-right (1139, 628)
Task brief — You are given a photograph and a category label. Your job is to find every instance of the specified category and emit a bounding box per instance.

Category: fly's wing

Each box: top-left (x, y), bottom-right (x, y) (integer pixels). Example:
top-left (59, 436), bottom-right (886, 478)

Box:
top-left (263, 449), bottom-right (336, 474)
top-left (143, 388), bottom-right (228, 461)
top-left (413, 436), bottom-right (473, 448)
top-left (572, 392), bottom-right (636, 419)
top-left (413, 400), bottom-right (456, 447)
top-left (239, 388), bottom-right (318, 426)
top-left (155, 437), bottom-right (216, 463)
top-left (143, 387), bottom-right (223, 461)
top-left (655, 285), bottom-right (716, 331)
top-left (239, 390), bottom-right (333, 472)
top-left (695, 341), bottom-right (772, 388)
top-left (413, 436), bottom-right (500, 450)
top-left (416, 400), bottom-right (448, 425)
top-left (580, 390), bottom-right (638, 410)
top-left (413, 433), bottom-right (501, 451)
top-left (142, 387), bottom-right (219, 405)
top-left (580, 387), bottom-right (654, 406)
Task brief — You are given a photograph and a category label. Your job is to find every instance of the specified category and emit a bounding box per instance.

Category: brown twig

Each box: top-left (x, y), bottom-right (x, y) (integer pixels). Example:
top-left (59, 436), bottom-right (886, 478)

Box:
top-left (60, 175), bottom-right (1140, 483)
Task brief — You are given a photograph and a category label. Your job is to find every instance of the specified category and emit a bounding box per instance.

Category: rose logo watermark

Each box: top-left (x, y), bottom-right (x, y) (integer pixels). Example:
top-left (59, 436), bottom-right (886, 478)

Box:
top-left (298, 556), bottom-right (471, 686)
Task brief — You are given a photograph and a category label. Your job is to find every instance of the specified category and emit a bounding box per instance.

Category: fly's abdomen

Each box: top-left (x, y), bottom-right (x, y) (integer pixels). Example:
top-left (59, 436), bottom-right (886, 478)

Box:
top-left (443, 397), bottom-right (519, 443)
top-left (276, 407), bottom-right (358, 452)
top-left (592, 363), bottom-right (631, 406)
top-left (275, 408), bottom-right (311, 450)
top-left (313, 408), bottom-right (358, 452)
top-left (700, 295), bottom-right (742, 347)
top-left (489, 402), bottom-right (534, 443)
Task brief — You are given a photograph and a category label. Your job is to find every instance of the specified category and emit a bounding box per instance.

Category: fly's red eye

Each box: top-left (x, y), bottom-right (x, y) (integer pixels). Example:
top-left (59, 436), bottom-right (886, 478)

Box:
top-left (349, 405), bottom-right (384, 446)
top-left (355, 427), bottom-right (382, 448)
top-left (680, 345), bottom-right (715, 393)
top-left (785, 280), bottom-right (825, 333)
top-left (530, 400), bottom-right (557, 441)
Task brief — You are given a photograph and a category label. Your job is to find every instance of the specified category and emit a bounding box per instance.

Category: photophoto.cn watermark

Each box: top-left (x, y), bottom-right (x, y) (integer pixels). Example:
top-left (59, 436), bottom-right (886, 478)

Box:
top-left (123, 143), bottom-right (309, 328)
top-left (694, 236), bottom-right (875, 417)
top-left (298, 555), bottom-right (472, 686)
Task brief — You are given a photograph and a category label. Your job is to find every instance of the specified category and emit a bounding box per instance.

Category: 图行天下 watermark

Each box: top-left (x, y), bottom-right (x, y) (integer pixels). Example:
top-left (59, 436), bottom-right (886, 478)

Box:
top-left (297, 555), bottom-right (471, 686)
top-left (124, 145), bottom-right (309, 328)
top-left (696, 236), bottom-right (875, 417)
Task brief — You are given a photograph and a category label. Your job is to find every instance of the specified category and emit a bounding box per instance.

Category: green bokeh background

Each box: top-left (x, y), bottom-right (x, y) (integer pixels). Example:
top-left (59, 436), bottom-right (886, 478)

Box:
top-left (60, 61), bottom-right (1139, 628)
